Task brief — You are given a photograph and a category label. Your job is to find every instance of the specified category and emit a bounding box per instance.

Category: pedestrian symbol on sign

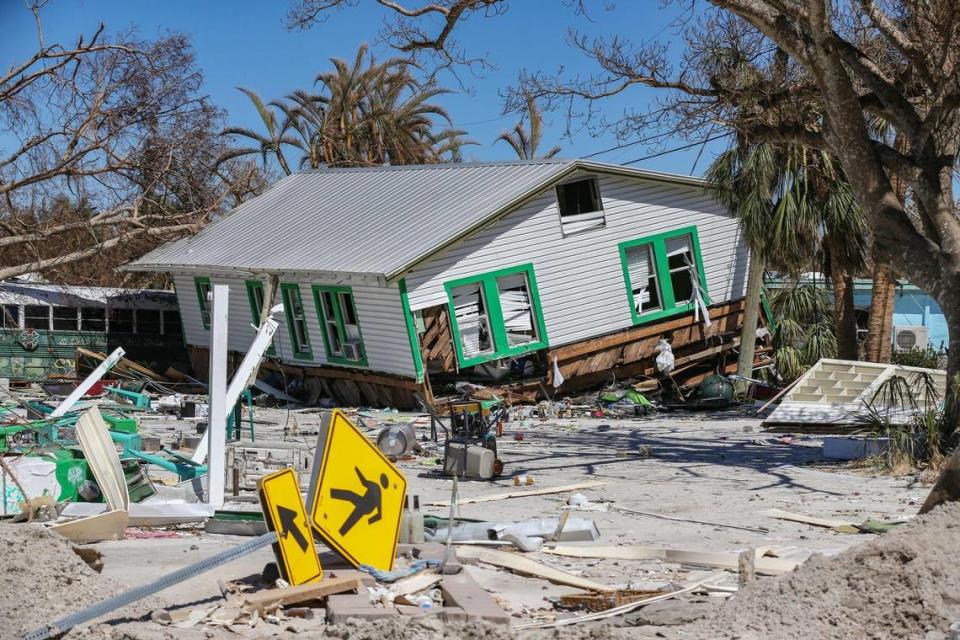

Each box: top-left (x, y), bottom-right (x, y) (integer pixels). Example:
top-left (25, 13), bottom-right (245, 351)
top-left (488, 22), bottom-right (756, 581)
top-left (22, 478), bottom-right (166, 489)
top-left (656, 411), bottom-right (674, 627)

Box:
top-left (330, 467), bottom-right (389, 535)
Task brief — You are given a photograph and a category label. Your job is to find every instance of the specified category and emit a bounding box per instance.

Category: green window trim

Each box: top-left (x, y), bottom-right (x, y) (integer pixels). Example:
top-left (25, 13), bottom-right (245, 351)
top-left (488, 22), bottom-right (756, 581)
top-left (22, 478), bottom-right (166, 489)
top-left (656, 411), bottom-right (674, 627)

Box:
top-left (244, 280), bottom-right (276, 356)
top-left (444, 263), bottom-right (549, 369)
top-left (618, 225), bottom-right (710, 325)
top-left (279, 283), bottom-right (312, 359)
top-left (194, 277), bottom-right (211, 330)
top-left (311, 284), bottom-right (368, 367)
top-left (399, 279), bottom-right (425, 383)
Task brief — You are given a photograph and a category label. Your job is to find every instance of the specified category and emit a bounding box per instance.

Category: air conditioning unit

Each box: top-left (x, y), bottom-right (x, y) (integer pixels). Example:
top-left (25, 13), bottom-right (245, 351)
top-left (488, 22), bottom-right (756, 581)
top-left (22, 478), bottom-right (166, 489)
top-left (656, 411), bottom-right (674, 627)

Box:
top-left (894, 325), bottom-right (929, 352)
top-left (342, 341), bottom-right (364, 361)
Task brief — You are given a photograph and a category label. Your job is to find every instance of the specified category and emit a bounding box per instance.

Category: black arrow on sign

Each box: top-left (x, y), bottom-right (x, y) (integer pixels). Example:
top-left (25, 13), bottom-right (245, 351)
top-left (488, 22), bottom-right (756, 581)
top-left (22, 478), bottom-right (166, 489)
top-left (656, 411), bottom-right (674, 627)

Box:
top-left (277, 506), bottom-right (308, 552)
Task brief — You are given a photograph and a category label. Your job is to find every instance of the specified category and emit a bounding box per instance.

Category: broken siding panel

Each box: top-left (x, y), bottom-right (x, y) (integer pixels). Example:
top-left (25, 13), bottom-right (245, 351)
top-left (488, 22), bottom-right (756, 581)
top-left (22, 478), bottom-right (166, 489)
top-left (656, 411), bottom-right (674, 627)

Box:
top-left (403, 172), bottom-right (749, 348)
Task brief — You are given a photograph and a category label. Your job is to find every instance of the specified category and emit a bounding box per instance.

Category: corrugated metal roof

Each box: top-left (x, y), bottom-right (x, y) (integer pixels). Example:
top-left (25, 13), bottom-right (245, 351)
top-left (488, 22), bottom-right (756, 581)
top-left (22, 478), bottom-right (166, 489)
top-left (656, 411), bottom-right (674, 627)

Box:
top-left (0, 282), bottom-right (176, 308)
top-left (126, 159), bottom-right (706, 279)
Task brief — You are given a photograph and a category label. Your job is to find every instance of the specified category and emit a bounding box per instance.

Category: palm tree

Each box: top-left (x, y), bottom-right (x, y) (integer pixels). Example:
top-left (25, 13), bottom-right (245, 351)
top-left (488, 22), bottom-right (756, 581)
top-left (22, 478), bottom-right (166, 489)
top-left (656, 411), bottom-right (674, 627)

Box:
top-left (217, 88), bottom-right (298, 175)
top-left (707, 139), bottom-right (868, 378)
top-left (495, 94), bottom-right (561, 160)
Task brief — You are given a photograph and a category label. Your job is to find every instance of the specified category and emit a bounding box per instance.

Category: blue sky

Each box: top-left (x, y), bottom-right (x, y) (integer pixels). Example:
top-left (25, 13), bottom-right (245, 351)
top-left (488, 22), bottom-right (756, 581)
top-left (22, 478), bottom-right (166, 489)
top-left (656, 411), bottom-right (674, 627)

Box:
top-left (1, 0), bottom-right (727, 175)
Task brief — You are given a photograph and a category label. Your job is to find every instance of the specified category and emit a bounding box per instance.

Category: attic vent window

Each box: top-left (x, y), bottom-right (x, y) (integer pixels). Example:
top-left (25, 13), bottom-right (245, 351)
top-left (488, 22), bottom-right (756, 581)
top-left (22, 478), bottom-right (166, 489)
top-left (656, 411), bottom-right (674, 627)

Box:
top-left (556, 177), bottom-right (604, 235)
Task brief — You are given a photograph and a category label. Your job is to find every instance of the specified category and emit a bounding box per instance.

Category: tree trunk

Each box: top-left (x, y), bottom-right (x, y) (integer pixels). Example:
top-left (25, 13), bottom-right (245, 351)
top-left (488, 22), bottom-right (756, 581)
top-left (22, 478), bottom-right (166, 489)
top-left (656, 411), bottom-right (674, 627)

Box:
top-left (828, 240), bottom-right (859, 360)
top-left (736, 251), bottom-right (765, 394)
top-left (864, 260), bottom-right (896, 362)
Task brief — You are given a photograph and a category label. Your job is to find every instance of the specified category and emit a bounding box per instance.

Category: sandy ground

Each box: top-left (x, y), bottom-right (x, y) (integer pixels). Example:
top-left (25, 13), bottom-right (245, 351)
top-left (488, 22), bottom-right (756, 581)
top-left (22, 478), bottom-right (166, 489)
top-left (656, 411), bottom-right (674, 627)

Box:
top-left (14, 406), bottom-right (929, 638)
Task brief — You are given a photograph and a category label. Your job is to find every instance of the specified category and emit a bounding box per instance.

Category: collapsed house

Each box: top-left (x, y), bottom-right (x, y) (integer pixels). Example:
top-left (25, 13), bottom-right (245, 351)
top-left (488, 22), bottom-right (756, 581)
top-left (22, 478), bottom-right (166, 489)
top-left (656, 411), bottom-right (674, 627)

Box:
top-left (124, 159), bottom-right (755, 407)
top-left (0, 279), bottom-right (186, 383)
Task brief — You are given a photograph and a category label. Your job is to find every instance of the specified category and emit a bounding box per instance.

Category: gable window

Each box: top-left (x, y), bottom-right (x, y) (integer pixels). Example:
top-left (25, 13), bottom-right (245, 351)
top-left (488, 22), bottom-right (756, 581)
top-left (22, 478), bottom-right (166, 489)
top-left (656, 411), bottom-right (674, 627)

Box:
top-left (80, 307), bottom-right (105, 332)
top-left (2, 305), bottom-right (20, 329)
top-left (556, 177), bottom-right (604, 235)
top-left (194, 277), bottom-right (212, 329)
top-left (312, 285), bottom-right (367, 366)
top-left (25, 305), bottom-right (50, 330)
top-left (53, 307), bottom-right (79, 331)
top-left (445, 264), bottom-right (548, 367)
top-left (280, 283), bottom-right (311, 359)
top-left (245, 280), bottom-right (276, 355)
top-left (619, 226), bottom-right (709, 325)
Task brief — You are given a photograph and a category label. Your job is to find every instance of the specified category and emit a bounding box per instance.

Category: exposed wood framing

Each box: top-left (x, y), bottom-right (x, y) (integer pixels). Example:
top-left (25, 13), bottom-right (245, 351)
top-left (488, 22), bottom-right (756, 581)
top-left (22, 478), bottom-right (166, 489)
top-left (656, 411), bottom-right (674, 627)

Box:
top-left (419, 304), bottom-right (457, 373)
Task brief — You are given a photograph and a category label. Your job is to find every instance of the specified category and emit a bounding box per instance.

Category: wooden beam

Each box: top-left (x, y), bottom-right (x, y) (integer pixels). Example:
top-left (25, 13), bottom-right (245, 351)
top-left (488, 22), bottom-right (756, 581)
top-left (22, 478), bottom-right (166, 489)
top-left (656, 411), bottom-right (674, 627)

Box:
top-left (455, 547), bottom-right (614, 591)
top-left (425, 480), bottom-right (607, 507)
top-left (242, 576), bottom-right (362, 613)
top-left (260, 360), bottom-right (421, 391)
top-left (544, 545), bottom-right (800, 576)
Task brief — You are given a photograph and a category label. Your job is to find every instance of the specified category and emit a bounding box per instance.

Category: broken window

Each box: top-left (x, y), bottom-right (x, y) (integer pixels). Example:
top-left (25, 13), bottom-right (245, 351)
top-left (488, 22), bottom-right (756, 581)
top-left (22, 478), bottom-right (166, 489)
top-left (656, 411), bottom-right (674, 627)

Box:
top-left (619, 227), bottom-right (708, 324)
top-left (137, 309), bottom-right (162, 334)
top-left (313, 285), bottom-right (366, 364)
top-left (194, 277), bottom-right (212, 329)
top-left (2, 305), bottom-right (20, 329)
top-left (53, 307), bottom-right (79, 331)
top-left (445, 264), bottom-right (548, 366)
top-left (80, 307), bottom-right (105, 332)
top-left (624, 243), bottom-right (663, 315)
top-left (245, 280), bottom-right (275, 355)
top-left (450, 282), bottom-right (494, 358)
top-left (162, 310), bottom-right (181, 335)
top-left (110, 308), bottom-right (134, 333)
top-left (280, 283), bottom-right (311, 358)
top-left (496, 273), bottom-right (539, 347)
top-left (24, 305), bottom-right (50, 330)
top-left (556, 177), bottom-right (604, 235)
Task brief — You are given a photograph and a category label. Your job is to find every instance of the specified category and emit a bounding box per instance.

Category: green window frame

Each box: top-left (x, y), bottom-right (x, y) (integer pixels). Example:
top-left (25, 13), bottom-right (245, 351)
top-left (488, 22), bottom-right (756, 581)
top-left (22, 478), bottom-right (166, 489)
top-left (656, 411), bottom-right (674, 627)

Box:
top-left (399, 279), bottom-right (425, 382)
top-left (194, 277), bottom-right (212, 329)
top-left (618, 225), bottom-right (710, 325)
top-left (279, 283), bottom-right (312, 359)
top-left (444, 263), bottom-right (549, 368)
top-left (245, 280), bottom-right (276, 356)
top-left (311, 285), bottom-right (368, 366)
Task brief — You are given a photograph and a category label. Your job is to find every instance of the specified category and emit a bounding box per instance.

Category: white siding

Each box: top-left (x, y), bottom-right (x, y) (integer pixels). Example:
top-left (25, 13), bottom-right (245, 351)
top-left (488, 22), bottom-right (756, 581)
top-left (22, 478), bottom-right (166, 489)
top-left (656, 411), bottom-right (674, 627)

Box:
top-left (403, 171), bottom-right (750, 347)
top-left (173, 273), bottom-right (415, 377)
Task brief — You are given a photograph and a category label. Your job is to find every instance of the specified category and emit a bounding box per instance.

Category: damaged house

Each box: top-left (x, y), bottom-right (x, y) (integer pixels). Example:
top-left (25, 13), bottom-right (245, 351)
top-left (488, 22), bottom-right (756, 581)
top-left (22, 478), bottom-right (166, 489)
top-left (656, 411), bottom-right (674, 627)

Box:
top-left (124, 160), bottom-right (753, 407)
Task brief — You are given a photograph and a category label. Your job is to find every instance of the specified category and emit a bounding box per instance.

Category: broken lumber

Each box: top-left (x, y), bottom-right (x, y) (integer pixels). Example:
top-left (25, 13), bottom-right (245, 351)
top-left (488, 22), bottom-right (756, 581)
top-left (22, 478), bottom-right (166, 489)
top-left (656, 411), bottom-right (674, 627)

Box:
top-left (611, 505), bottom-right (769, 534)
top-left (455, 546), bottom-right (614, 591)
top-left (242, 576), bottom-right (361, 613)
top-left (762, 508), bottom-right (859, 533)
top-left (426, 480), bottom-right (607, 507)
top-left (544, 545), bottom-right (801, 576)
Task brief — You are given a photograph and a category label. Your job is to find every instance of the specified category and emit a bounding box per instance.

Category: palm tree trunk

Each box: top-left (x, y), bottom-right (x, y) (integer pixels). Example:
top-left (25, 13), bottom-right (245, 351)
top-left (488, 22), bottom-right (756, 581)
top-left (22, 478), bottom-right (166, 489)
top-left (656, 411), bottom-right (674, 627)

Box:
top-left (828, 236), bottom-right (859, 360)
top-left (736, 251), bottom-right (765, 393)
top-left (864, 259), bottom-right (896, 362)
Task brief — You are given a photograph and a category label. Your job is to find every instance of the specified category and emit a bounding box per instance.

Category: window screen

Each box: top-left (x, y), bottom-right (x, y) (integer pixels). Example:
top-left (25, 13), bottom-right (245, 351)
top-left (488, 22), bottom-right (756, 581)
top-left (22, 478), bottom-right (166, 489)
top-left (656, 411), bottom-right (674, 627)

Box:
top-left (666, 234), bottom-right (695, 304)
top-left (2, 305), bottom-right (20, 329)
top-left (110, 308), bottom-right (134, 333)
top-left (450, 282), bottom-right (493, 357)
top-left (556, 177), bottom-right (604, 235)
top-left (52, 307), bottom-right (78, 331)
top-left (496, 273), bottom-right (538, 347)
top-left (81, 307), bottom-right (106, 332)
top-left (320, 290), bottom-right (342, 355)
top-left (625, 243), bottom-right (662, 315)
top-left (24, 305), bottom-right (49, 330)
top-left (282, 284), bottom-right (311, 357)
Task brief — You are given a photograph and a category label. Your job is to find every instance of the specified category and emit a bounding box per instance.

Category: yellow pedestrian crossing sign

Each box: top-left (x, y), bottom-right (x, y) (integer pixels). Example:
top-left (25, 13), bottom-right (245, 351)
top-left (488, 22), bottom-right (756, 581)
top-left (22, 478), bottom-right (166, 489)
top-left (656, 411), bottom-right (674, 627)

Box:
top-left (258, 468), bottom-right (323, 585)
top-left (308, 410), bottom-right (407, 571)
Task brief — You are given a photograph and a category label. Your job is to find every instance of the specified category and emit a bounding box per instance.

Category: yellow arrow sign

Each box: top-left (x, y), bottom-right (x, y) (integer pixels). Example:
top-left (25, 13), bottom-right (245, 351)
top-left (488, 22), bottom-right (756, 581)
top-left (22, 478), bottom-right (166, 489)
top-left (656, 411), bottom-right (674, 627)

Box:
top-left (308, 410), bottom-right (407, 571)
top-left (258, 468), bottom-right (323, 585)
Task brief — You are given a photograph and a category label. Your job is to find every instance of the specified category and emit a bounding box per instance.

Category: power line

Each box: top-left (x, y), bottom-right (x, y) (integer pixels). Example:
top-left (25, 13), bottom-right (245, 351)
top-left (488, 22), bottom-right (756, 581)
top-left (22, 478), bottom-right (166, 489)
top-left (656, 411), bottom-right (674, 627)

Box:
top-left (622, 134), bottom-right (730, 166)
top-left (582, 129), bottom-right (683, 159)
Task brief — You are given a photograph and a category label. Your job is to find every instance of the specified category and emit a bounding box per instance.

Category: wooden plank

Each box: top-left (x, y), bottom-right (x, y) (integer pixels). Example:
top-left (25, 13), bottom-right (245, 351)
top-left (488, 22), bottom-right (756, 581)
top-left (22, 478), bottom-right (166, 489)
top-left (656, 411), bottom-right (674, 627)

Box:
top-left (50, 510), bottom-right (129, 543)
top-left (242, 576), bottom-right (362, 612)
top-left (455, 547), bottom-right (614, 592)
top-left (425, 480), bottom-right (607, 507)
top-left (544, 545), bottom-right (801, 576)
top-left (762, 508), bottom-right (859, 531)
top-left (260, 360), bottom-right (421, 391)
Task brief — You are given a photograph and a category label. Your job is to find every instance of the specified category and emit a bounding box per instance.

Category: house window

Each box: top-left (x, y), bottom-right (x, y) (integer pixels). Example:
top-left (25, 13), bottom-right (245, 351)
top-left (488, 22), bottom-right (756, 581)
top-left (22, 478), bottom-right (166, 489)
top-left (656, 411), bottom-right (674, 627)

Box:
top-left (137, 309), bottom-right (162, 334)
top-left (110, 308), bottom-right (134, 333)
top-left (2, 305), bottom-right (20, 329)
top-left (24, 305), bottom-right (50, 330)
top-left (619, 226), bottom-right (709, 325)
top-left (245, 280), bottom-right (275, 355)
top-left (162, 310), bottom-right (182, 336)
top-left (556, 177), bottom-right (604, 235)
top-left (80, 307), bottom-right (106, 332)
top-left (52, 307), bottom-right (79, 331)
top-left (280, 283), bottom-right (311, 359)
top-left (312, 285), bottom-right (367, 365)
top-left (194, 277), bottom-right (212, 329)
top-left (444, 264), bottom-right (548, 367)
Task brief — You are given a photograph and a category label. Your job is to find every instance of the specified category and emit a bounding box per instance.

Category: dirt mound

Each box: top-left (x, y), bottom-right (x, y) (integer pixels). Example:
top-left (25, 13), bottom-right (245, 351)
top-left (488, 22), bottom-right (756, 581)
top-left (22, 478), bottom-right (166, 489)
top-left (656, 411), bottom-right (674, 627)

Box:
top-left (683, 502), bottom-right (960, 639)
top-left (0, 523), bottom-right (122, 639)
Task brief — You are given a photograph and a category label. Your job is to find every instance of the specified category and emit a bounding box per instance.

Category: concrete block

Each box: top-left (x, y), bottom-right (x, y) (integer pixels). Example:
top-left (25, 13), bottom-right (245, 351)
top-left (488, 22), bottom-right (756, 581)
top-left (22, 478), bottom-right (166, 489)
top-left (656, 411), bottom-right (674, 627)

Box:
top-left (398, 542), bottom-right (446, 562)
top-left (326, 594), bottom-right (399, 624)
top-left (439, 572), bottom-right (510, 625)
top-left (822, 436), bottom-right (889, 460)
top-left (395, 605), bottom-right (468, 623)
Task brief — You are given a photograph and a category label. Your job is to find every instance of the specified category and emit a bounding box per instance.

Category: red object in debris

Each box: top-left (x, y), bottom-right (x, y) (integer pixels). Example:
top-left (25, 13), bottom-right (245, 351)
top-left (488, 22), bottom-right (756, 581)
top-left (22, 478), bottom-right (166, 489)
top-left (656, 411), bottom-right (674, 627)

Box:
top-left (85, 381), bottom-right (107, 397)
top-left (591, 410), bottom-right (605, 418)
top-left (514, 432), bottom-right (524, 441)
